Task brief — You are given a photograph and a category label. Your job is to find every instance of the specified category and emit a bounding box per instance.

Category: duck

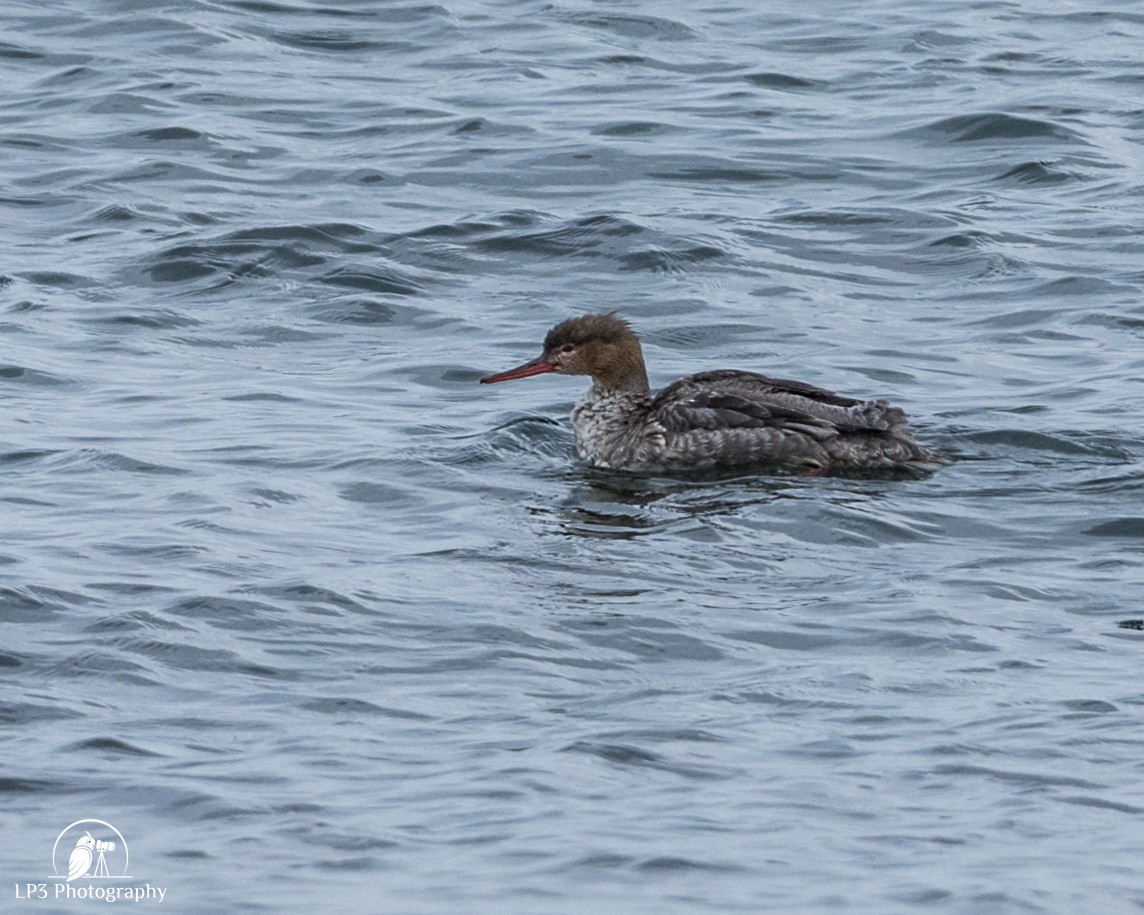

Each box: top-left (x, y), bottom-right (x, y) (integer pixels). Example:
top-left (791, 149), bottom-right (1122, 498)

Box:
top-left (480, 313), bottom-right (945, 475)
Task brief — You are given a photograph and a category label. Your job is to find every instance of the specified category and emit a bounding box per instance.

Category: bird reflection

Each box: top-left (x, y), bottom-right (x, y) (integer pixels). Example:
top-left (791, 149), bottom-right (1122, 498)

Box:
top-left (542, 468), bottom-right (801, 540)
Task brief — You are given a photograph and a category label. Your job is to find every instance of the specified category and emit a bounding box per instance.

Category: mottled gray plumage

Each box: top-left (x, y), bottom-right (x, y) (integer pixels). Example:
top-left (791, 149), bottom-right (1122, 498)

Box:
top-left (481, 314), bottom-right (945, 475)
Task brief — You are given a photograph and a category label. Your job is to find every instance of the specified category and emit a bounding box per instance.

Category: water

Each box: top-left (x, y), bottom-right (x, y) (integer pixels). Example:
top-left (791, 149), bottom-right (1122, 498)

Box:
top-left (3, 0), bottom-right (1144, 911)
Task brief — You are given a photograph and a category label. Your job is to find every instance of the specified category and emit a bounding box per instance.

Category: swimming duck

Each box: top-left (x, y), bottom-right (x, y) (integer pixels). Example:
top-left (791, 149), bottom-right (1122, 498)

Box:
top-left (480, 314), bottom-right (944, 474)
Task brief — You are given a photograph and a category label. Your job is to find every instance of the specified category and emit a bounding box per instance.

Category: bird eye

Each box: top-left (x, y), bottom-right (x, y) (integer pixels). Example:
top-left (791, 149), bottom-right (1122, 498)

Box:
top-left (560, 343), bottom-right (575, 354)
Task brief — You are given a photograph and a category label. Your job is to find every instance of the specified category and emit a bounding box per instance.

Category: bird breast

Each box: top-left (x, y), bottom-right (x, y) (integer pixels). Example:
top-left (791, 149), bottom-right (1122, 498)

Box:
top-left (571, 387), bottom-right (660, 470)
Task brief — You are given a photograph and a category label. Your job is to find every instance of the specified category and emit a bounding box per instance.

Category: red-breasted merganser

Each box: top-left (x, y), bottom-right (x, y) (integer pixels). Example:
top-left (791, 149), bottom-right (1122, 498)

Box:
top-left (480, 314), bottom-right (945, 474)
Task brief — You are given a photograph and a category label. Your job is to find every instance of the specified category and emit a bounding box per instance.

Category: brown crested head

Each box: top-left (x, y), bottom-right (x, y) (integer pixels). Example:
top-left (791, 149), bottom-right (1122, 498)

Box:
top-left (480, 313), bottom-right (649, 394)
top-left (541, 313), bottom-right (648, 392)
top-left (542, 313), bottom-right (635, 353)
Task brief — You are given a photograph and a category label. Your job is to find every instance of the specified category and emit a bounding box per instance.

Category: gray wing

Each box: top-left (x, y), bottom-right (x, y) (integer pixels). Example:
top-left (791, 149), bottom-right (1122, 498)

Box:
top-left (651, 370), bottom-right (906, 438)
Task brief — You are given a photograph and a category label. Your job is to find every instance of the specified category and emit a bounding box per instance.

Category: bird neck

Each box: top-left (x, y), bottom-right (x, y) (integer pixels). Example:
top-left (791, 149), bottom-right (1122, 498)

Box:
top-left (590, 339), bottom-right (650, 397)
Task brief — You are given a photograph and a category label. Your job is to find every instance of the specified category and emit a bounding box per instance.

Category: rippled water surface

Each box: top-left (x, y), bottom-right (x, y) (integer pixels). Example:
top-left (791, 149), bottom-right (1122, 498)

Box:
top-left (4, 1), bottom-right (1144, 912)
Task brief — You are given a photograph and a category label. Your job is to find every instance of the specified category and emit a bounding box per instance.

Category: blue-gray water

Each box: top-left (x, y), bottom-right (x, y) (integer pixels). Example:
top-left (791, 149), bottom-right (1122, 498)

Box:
top-left (4, 1), bottom-right (1144, 912)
